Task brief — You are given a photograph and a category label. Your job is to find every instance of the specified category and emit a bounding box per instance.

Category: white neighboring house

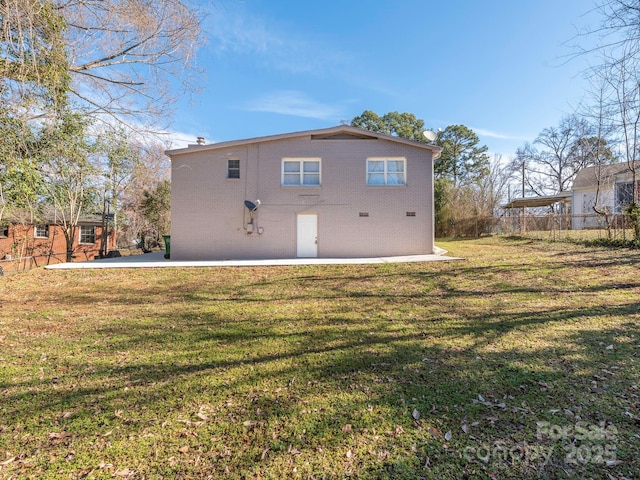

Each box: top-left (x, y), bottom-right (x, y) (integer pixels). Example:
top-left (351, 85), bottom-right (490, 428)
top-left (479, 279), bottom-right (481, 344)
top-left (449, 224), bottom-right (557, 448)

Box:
top-left (571, 161), bottom-right (640, 229)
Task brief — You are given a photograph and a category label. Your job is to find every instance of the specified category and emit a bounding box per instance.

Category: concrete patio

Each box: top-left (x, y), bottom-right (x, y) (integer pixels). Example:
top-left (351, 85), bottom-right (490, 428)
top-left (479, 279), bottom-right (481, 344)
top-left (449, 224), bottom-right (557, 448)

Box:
top-left (45, 248), bottom-right (461, 269)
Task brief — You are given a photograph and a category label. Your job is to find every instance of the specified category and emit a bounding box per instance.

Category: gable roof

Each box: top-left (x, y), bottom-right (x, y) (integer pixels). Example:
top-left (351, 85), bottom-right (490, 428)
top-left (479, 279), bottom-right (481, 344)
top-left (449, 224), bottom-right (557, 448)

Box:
top-left (572, 161), bottom-right (640, 189)
top-left (165, 125), bottom-right (442, 159)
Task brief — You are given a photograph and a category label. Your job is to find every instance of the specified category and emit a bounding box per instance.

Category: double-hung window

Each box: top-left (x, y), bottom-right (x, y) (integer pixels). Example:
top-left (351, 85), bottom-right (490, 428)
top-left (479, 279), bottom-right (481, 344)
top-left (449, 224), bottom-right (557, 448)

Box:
top-left (227, 159), bottom-right (240, 179)
top-left (35, 224), bottom-right (49, 238)
top-left (79, 225), bottom-right (96, 244)
top-left (366, 158), bottom-right (406, 186)
top-left (282, 158), bottom-right (321, 186)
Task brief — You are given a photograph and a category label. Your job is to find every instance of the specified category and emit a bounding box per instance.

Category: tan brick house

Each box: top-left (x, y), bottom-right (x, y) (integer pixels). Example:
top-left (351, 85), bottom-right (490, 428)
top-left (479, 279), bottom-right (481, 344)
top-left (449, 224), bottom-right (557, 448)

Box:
top-left (165, 125), bottom-right (441, 260)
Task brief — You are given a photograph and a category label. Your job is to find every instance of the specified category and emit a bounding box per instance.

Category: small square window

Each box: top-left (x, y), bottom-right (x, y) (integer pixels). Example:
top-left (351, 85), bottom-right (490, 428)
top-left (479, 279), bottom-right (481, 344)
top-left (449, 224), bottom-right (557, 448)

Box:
top-left (35, 224), bottom-right (49, 238)
top-left (228, 159), bottom-right (240, 179)
top-left (0, 225), bottom-right (8, 237)
top-left (79, 225), bottom-right (95, 244)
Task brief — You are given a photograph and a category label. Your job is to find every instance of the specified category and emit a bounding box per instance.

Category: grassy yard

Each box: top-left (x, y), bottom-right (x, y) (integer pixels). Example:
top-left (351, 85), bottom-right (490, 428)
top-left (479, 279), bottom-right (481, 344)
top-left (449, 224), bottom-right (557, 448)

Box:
top-left (0, 237), bottom-right (638, 479)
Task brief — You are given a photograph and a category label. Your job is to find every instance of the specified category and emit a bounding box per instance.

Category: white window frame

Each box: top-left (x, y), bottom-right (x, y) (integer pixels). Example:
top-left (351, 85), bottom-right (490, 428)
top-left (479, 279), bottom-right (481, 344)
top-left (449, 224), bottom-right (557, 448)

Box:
top-left (34, 224), bottom-right (49, 238)
top-left (366, 157), bottom-right (407, 186)
top-left (227, 158), bottom-right (240, 179)
top-left (281, 158), bottom-right (321, 187)
top-left (79, 225), bottom-right (96, 244)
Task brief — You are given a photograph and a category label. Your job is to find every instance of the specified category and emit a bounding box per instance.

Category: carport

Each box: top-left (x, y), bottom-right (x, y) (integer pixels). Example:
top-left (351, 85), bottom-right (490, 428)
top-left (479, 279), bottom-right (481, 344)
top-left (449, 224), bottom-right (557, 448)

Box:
top-left (502, 192), bottom-right (573, 233)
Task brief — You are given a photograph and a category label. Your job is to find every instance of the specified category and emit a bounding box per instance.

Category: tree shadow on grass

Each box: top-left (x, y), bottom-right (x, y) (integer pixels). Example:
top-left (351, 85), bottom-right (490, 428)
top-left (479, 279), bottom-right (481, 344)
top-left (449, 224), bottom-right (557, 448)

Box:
top-left (2, 239), bottom-right (639, 478)
top-left (25, 256), bottom-right (640, 312)
top-left (1, 295), bottom-right (638, 478)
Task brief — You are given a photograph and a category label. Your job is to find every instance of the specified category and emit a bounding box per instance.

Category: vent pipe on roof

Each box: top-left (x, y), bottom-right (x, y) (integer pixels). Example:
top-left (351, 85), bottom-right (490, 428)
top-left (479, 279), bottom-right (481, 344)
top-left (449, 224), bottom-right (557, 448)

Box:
top-left (196, 136), bottom-right (205, 145)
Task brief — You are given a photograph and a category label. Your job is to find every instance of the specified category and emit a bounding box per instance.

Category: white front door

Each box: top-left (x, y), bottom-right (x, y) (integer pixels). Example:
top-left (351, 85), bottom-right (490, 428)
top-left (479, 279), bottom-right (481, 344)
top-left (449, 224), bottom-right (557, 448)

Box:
top-left (297, 214), bottom-right (318, 258)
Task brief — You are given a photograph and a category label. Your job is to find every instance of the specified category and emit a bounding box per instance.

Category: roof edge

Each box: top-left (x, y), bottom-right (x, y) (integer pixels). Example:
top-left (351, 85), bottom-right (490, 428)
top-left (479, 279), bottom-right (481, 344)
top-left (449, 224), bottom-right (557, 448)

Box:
top-left (502, 192), bottom-right (573, 209)
top-left (165, 125), bottom-right (442, 157)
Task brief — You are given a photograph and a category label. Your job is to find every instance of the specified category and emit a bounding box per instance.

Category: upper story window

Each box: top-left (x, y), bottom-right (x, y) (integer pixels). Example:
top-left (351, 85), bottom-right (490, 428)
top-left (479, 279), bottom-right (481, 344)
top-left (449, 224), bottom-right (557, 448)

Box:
top-left (282, 158), bottom-right (321, 186)
top-left (79, 225), bottom-right (96, 244)
top-left (367, 157), bottom-right (406, 186)
top-left (227, 159), bottom-right (240, 179)
top-left (35, 224), bottom-right (49, 238)
top-left (0, 225), bottom-right (8, 238)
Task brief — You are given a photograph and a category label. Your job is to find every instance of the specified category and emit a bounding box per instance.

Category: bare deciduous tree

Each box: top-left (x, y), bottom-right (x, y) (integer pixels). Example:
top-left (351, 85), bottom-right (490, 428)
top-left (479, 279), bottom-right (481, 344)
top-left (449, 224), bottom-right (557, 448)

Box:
top-left (119, 141), bottom-right (170, 248)
top-left (576, 0), bottom-right (640, 238)
top-left (575, 79), bottom-right (619, 235)
top-left (63, 0), bottom-right (204, 126)
top-left (577, 0), bottom-right (640, 67)
top-left (516, 115), bottom-right (599, 196)
top-left (602, 52), bottom-right (640, 237)
top-left (1, 0), bottom-right (204, 126)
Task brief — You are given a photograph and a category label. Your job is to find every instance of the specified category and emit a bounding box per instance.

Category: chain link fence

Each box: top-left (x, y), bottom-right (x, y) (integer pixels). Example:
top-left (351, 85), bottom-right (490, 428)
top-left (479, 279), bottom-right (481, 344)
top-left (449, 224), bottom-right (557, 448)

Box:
top-left (437, 212), bottom-right (636, 242)
top-left (495, 212), bottom-right (635, 242)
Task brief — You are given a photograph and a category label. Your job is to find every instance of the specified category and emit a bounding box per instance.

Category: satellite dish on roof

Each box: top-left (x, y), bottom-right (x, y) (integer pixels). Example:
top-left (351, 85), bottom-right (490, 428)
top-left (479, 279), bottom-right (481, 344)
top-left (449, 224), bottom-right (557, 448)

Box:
top-left (423, 130), bottom-right (437, 142)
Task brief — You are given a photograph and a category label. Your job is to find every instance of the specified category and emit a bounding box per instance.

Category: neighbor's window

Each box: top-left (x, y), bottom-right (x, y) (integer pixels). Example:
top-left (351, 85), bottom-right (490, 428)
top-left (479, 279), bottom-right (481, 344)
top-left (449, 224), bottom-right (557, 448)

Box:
top-left (79, 225), bottom-right (96, 244)
top-left (615, 182), bottom-right (634, 212)
top-left (282, 158), bottom-right (321, 186)
top-left (227, 159), bottom-right (240, 179)
top-left (366, 158), bottom-right (406, 186)
top-left (35, 224), bottom-right (49, 238)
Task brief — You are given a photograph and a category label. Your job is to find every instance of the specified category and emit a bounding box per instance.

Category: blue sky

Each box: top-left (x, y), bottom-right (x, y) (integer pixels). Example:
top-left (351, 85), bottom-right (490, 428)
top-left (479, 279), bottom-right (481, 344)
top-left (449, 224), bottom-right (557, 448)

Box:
top-left (169, 0), bottom-right (601, 158)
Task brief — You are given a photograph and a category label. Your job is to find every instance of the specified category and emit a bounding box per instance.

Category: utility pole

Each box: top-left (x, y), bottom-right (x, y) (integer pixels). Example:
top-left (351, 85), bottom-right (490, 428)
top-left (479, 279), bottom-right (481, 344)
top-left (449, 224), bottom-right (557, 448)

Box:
top-left (521, 161), bottom-right (526, 234)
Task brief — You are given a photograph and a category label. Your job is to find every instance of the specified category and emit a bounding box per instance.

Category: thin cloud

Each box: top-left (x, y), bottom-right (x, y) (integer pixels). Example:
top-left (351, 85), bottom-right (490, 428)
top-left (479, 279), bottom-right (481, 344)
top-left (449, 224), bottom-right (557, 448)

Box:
top-left (472, 127), bottom-right (528, 141)
top-left (244, 91), bottom-right (344, 121)
top-left (205, 3), bottom-right (351, 76)
top-left (206, 5), bottom-right (283, 56)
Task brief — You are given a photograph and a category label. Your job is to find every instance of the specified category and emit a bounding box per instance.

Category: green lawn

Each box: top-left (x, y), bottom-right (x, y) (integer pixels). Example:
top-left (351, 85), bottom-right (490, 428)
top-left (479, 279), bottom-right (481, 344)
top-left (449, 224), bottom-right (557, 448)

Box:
top-left (0, 237), bottom-right (638, 479)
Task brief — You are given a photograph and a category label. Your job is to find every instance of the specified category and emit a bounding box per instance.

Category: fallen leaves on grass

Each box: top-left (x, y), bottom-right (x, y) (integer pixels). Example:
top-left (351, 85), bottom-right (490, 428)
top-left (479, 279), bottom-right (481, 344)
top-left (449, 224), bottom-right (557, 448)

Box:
top-left (195, 411), bottom-right (209, 421)
top-left (114, 467), bottom-right (136, 477)
top-left (2, 238), bottom-right (639, 479)
top-left (48, 431), bottom-right (71, 445)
